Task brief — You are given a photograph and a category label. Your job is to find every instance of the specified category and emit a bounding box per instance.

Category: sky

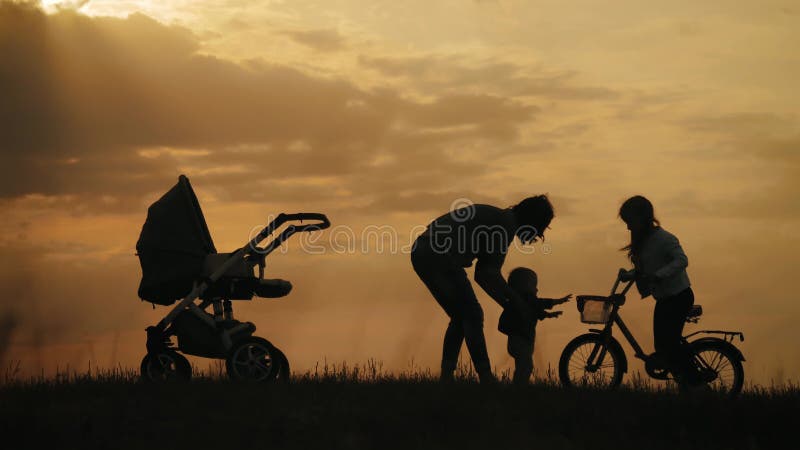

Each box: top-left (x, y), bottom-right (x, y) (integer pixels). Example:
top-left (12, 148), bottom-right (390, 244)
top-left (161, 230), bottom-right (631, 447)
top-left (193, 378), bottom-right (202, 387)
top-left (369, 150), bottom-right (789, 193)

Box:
top-left (1, 0), bottom-right (798, 384)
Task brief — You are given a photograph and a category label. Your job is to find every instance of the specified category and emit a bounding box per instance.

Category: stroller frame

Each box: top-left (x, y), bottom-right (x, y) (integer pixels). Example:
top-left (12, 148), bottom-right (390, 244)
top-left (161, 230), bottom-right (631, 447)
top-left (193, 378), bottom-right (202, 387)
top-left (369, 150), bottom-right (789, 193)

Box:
top-left (143, 212), bottom-right (330, 380)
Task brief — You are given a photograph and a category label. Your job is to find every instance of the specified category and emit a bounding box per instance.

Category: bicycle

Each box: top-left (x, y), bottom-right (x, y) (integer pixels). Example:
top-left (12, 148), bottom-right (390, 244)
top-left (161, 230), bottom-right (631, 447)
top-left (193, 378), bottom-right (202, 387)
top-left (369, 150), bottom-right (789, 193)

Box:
top-left (558, 269), bottom-right (745, 397)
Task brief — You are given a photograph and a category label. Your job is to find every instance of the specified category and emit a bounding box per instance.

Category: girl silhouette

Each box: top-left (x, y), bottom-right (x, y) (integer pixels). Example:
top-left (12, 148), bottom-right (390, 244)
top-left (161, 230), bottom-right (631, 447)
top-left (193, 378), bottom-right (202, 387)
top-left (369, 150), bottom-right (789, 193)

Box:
top-left (618, 195), bottom-right (701, 388)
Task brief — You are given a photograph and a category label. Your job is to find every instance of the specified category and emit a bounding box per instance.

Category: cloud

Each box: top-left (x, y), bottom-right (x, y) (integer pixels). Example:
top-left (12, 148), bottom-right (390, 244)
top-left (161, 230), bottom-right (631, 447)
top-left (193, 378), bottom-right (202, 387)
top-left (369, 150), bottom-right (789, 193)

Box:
top-left (359, 54), bottom-right (619, 100)
top-left (356, 190), bottom-right (507, 214)
top-left (679, 112), bottom-right (795, 137)
top-left (40, 0), bottom-right (90, 12)
top-left (282, 28), bottom-right (347, 52)
top-left (660, 111), bottom-right (800, 219)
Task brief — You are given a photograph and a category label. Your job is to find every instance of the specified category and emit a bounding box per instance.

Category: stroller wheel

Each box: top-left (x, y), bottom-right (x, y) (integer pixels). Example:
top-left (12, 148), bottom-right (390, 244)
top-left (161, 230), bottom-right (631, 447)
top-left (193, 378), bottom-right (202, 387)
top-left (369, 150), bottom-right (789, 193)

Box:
top-left (269, 346), bottom-right (291, 382)
top-left (226, 337), bottom-right (279, 382)
top-left (140, 350), bottom-right (192, 383)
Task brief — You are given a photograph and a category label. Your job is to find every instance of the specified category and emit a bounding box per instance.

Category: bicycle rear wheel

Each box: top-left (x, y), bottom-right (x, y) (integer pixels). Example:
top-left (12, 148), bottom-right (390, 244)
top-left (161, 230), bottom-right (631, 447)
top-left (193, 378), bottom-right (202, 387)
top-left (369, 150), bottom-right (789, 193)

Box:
top-left (559, 334), bottom-right (625, 389)
top-left (690, 339), bottom-right (744, 397)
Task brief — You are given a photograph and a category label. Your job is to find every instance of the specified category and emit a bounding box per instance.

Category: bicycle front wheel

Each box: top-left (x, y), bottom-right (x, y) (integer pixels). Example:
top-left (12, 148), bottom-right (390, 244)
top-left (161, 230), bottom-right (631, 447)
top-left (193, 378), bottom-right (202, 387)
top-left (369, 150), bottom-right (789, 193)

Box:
top-left (559, 334), bottom-right (625, 389)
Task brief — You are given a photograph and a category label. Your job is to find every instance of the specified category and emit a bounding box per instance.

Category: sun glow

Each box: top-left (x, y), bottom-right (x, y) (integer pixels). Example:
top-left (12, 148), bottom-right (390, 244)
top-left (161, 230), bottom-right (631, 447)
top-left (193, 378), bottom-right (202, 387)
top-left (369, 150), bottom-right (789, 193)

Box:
top-left (39, 0), bottom-right (156, 18)
top-left (39, 1), bottom-right (85, 13)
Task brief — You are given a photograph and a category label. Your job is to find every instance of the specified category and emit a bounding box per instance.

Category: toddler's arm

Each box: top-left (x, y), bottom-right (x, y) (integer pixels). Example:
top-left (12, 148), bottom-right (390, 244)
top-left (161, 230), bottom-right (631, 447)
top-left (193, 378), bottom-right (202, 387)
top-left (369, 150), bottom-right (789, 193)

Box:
top-left (539, 294), bottom-right (573, 309)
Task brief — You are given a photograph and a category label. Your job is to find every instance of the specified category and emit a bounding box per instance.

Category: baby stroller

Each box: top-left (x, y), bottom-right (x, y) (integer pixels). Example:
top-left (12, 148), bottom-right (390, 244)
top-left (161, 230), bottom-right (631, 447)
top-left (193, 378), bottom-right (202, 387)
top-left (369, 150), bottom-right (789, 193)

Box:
top-left (136, 175), bottom-right (330, 382)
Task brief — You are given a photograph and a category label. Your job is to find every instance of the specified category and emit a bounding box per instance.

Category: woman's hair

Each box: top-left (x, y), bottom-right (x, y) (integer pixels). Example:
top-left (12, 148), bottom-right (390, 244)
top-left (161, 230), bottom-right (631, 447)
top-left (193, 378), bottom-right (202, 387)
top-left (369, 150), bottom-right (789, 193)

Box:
top-left (512, 195), bottom-right (554, 240)
top-left (508, 267), bottom-right (538, 292)
top-left (619, 195), bottom-right (660, 261)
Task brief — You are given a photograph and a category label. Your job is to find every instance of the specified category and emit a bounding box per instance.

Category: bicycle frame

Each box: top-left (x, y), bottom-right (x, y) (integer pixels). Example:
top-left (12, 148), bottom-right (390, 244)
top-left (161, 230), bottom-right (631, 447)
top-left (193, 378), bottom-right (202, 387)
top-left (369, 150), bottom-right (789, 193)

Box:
top-left (562, 270), bottom-right (746, 397)
top-left (585, 276), bottom-right (745, 372)
top-left (584, 278), bottom-right (646, 370)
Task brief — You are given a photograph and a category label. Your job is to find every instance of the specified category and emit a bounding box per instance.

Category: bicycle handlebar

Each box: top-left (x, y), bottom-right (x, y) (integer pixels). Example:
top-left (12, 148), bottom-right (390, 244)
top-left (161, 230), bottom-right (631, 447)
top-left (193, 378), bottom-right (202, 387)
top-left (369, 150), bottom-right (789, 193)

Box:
top-left (613, 268), bottom-right (636, 296)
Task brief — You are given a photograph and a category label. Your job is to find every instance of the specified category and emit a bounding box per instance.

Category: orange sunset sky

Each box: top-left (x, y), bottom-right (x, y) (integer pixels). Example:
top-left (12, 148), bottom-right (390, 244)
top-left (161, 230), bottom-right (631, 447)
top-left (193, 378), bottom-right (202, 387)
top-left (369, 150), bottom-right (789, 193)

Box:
top-left (1, 0), bottom-right (798, 384)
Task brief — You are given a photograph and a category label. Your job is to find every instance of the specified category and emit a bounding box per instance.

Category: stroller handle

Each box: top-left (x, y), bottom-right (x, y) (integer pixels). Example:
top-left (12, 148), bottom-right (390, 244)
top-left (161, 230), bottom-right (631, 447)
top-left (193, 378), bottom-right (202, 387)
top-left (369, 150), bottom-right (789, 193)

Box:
top-left (247, 212), bottom-right (331, 256)
top-left (280, 213), bottom-right (331, 232)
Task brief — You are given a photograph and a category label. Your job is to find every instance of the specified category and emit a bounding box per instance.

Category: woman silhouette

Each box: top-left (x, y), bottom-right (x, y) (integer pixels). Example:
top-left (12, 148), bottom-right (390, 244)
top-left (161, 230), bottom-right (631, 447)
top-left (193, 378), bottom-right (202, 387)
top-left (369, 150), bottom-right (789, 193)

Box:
top-left (411, 196), bottom-right (554, 383)
top-left (618, 195), bottom-right (700, 388)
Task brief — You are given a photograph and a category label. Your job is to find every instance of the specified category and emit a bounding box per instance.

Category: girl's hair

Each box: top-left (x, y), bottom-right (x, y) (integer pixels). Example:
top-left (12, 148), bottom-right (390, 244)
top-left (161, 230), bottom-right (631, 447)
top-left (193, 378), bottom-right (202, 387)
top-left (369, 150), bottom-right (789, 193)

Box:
top-left (511, 195), bottom-right (554, 239)
top-left (618, 195), bottom-right (660, 261)
top-left (508, 267), bottom-right (538, 292)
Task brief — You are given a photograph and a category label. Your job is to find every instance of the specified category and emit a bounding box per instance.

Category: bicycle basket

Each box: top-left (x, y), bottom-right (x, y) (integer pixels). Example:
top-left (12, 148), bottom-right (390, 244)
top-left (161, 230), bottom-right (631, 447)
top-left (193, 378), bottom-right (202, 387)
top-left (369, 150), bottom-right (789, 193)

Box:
top-left (577, 297), bottom-right (613, 324)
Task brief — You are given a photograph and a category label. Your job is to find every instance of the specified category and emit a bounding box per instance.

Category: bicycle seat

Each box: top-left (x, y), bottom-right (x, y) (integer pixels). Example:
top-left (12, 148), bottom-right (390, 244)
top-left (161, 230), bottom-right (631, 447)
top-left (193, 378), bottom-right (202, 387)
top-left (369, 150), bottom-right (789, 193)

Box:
top-left (687, 305), bottom-right (703, 319)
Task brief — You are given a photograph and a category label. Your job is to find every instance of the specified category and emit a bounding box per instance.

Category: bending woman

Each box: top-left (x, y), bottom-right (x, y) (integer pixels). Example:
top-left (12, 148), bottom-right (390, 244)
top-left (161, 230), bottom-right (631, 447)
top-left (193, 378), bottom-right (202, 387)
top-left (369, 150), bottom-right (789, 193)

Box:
top-left (411, 196), bottom-right (554, 383)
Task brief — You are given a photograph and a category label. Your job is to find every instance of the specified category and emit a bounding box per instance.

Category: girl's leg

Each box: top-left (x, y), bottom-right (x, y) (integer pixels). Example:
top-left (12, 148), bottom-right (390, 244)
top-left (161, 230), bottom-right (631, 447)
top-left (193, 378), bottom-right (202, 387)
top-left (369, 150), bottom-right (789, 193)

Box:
top-left (653, 288), bottom-right (695, 384)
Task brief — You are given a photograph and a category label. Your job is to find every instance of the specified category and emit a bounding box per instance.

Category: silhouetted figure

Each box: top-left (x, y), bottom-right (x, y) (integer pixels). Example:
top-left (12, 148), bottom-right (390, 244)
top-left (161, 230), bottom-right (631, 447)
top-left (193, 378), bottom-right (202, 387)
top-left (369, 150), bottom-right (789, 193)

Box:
top-left (498, 267), bottom-right (570, 384)
top-left (617, 195), bottom-right (700, 388)
top-left (411, 196), bottom-right (554, 383)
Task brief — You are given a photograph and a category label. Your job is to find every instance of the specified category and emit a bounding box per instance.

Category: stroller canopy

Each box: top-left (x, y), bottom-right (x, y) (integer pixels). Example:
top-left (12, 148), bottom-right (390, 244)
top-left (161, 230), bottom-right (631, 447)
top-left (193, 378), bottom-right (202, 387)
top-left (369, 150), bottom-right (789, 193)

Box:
top-left (137, 175), bottom-right (217, 305)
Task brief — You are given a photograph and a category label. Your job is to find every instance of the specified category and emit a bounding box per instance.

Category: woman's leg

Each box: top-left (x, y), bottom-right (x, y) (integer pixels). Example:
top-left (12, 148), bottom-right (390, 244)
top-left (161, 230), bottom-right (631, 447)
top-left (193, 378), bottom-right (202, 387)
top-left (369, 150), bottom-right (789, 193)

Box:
top-left (441, 319), bottom-right (464, 376)
top-left (432, 269), bottom-right (491, 381)
top-left (412, 248), bottom-right (492, 382)
top-left (413, 253), bottom-right (463, 377)
top-left (653, 288), bottom-right (695, 384)
top-left (460, 296), bottom-right (492, 381)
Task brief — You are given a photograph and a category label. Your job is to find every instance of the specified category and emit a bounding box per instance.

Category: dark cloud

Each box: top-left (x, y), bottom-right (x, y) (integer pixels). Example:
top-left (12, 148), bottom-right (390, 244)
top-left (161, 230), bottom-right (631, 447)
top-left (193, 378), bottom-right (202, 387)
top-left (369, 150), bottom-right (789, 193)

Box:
top-left (356, 190), bottom-right (507, 214)
top-left (680, 112), bottom-right (794, 136)
top-left (754, 135), bottom-right (800, 163)
top-left (664, 112), bottom-right (800, 219)
top-left (0, 3), bottom-right (535, 211)
top-left (358, 54), bottom-right (618, 100)
top-left (282, 28), bottom-right (347, 52)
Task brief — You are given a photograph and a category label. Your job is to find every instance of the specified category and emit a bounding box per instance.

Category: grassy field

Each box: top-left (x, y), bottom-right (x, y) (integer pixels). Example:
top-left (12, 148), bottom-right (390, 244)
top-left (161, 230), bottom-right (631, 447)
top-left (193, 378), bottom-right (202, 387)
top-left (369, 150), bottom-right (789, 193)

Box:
top-left (0, 362), bottom-right (797, 450)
